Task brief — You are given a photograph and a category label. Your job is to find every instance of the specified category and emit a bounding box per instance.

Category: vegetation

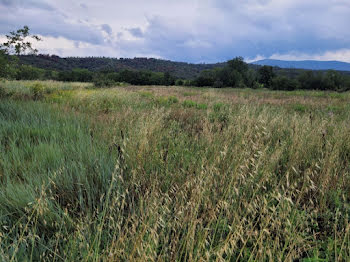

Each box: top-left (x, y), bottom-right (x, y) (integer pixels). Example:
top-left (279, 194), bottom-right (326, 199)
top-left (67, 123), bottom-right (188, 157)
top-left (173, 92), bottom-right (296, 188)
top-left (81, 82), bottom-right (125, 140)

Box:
top-left (1, 30), bottom-right (349, 91)
top-left (15, 54), bottom-right (350, 91)
top-left (1, 80), bottom-right (350, 260)
top-left (1, 26), bottom-right (350, 260)
top-left (18, 55), bottom-right (225, 79)
top-left (191, 57), bottom-right (350, 91)
top-left (0, 25), bottom-right (41, 55)
top-left (16, 55), bottom-right (350, 91)
top-left (258, 65), bottom-right (275, 88)
top-left (0, 26), bottom-right (42, 80)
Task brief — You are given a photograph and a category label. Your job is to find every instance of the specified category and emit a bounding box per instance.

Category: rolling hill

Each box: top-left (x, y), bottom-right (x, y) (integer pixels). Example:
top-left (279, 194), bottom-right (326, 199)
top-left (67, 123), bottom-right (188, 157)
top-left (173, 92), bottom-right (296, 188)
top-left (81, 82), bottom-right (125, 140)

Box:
top-left (18, 55), bottom-right (350, 80)
top-left (18, 55), bottom-right (226, 79)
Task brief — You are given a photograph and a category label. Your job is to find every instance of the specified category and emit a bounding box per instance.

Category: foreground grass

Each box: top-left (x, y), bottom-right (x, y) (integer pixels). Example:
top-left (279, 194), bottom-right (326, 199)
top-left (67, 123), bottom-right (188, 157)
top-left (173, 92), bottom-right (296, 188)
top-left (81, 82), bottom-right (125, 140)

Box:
top-left (1, 80), bottom-right (350, 261)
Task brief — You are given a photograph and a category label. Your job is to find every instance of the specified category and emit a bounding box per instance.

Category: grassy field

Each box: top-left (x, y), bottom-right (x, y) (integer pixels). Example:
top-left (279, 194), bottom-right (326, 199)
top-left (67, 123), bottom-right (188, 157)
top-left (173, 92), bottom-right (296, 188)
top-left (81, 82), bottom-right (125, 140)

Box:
top-left (1, 80), bottom-right (350, 261)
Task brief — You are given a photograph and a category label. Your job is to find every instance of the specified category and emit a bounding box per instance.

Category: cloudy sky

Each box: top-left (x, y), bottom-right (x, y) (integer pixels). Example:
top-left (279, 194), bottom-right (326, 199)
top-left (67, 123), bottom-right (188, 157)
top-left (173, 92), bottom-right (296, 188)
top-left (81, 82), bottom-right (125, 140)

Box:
top-left (1, 0), bottom-right (350, 63)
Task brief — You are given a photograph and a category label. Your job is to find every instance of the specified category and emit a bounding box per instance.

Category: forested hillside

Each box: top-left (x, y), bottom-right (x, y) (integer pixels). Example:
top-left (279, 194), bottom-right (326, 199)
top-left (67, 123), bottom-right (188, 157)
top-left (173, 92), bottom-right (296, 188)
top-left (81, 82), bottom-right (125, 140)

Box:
top-left (18, 55), bottom-right (226, 79)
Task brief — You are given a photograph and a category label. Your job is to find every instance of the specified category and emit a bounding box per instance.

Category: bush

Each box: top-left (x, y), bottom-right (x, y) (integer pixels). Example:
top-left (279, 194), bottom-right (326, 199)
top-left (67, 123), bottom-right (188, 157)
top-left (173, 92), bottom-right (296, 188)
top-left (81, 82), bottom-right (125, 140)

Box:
top-left (272, 76), bottom-right (299, 91)
top-left (154, 96), bottom-right (179, 107)
top-left (292, 104), bottom-right (308, 113)
top-left (213, 102), bottom-right (226, 112)
top-left (182, 100), bottom-right (197, 108)
top-left (252, 82), bottom-right (262, 89)
top-left (175, 79), bottom-right (184, 86)
top-left (196, 103), bottom-right (208, 110)
top-left (30, 83), bottom-right (45, 100)
top-left (182, 100), bottom-right (207, 110)
top-left (139, 91), bottom-right (154, 99)
top-left (183, 80), bottom-right (194, 86)
top-left (258, 65), bottom-right (275, 88)
top-left (93, 77), bottom-right (116, 88)
top-left (167, 96), bottom-right (179, 104)
top-left (0, 85), bottom-right (6, 98)
top-left (210, 102), bottom-right (229, 128)
top-left (16, 65), bottom-right (45, 80)
top-left (213, 80), bottom-right (224, 88)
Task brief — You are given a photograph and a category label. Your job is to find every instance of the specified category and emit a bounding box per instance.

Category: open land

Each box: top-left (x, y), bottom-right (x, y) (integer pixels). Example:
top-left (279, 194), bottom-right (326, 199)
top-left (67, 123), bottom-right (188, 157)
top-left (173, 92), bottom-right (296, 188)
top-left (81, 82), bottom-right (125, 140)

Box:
top-left (1, 80), bottom-right (350, 261)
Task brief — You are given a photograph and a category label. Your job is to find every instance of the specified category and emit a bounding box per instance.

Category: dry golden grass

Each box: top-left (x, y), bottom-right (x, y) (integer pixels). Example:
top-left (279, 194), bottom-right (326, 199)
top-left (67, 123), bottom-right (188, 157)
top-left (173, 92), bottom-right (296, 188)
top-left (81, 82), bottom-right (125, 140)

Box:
top-left (1, 80), bottom-right (350, 261)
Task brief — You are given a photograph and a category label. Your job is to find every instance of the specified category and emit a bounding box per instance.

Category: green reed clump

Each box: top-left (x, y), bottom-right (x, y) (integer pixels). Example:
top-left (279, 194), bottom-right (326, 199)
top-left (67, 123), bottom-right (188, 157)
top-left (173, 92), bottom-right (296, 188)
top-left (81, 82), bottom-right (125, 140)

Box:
top-left (0, 85), bottom-right (6, 98)
top-left (30, 83), bottom-right (45, 100)
top-left (0, 99), bottom-right (120, 261)
top-left (182, 100), bottom-right (207, 110)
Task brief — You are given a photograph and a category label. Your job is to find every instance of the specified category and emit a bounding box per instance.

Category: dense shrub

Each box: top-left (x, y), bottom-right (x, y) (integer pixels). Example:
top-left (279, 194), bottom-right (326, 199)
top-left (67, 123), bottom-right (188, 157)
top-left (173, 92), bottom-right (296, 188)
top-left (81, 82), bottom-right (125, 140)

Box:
top-left (0, 84), bottom-right (6, 98)
top-left (182, 100), bottom-right (208, 109)
top-left (272, 76), bottom-right (300, 91)
top-left (93, 76), bottom-right (116, 88)
top-left (175, 79), bottom-right (184, 86)
top-left (258, 65), bottom-right (275, 88)
top-left (213, 80), bottom-right (224, 88)
top-left (30, 83), bottom-right (45, 100)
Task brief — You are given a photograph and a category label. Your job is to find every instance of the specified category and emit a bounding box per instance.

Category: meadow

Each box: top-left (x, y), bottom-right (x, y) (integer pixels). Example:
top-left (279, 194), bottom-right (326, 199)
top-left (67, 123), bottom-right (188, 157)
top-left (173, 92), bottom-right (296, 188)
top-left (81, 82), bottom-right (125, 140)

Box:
top-left (1, 80), bottom-right (350, 261)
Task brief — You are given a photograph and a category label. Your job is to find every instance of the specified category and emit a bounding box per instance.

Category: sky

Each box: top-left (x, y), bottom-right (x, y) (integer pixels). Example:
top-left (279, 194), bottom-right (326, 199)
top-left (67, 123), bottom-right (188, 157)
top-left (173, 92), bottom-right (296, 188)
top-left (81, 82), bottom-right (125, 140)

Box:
top-left (1, 0), bottom-right (350, 63)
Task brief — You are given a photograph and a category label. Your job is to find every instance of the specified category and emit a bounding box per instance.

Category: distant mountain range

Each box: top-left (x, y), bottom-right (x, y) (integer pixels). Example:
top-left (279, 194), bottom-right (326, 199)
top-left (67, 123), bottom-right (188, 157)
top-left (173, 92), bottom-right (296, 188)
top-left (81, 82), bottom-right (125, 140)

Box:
top-left (252, 59), bottom-right (350, 71)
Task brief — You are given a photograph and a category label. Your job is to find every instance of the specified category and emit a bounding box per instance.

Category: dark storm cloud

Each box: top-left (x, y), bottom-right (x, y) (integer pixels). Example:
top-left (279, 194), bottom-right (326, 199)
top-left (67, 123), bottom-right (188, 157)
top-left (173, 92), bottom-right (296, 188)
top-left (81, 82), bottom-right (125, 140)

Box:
top-left (1, 0), bottom-right (350, 62)
top-left (101, 24), bottom-right (112, 35)
top-left (0, 0), bottom-right (106, 45)
top-left (118, 0), bottom-right (350, 62)
top-left (127, 28), bottom-right (144, 38)
top-left (0, 0), bottom-right (54, 10)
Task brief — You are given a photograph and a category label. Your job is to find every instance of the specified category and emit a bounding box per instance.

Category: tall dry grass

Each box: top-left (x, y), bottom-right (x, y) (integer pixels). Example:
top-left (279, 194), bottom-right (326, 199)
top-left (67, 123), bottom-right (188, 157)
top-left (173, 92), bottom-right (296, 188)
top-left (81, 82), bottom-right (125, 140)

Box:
top-left (1, 80), bottom-right (350, 261)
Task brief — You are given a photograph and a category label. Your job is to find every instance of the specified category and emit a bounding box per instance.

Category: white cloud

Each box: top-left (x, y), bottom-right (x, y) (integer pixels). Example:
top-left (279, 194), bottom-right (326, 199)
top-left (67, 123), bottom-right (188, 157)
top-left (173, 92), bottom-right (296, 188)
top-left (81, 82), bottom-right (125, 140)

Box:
top-left (245, 55), bottom-right (266, 63)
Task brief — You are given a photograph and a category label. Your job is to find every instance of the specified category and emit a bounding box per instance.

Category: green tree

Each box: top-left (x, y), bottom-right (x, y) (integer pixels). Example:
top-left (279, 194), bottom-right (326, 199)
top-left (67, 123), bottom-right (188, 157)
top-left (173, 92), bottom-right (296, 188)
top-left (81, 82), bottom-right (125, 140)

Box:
top-left (246, 68), bottom-right (258, 89)
top-left (71, 68), bottom-right (93, 82)
top-left (227, 57), bottom-right (248, 74)
top-left (214, 67), bottom-right (241, 87)
top-left (196, 70), bottom-right (216, 87)
top-left (163, 72), bottom-right (175, 86)
top-left (0, 50), bottom-right (17, 79)
top-left (226, 57), bottom-right (249, 87)
top-left (16, 65), bottom-right (45, 80)
top-left (0, 50), bottom-right (9, 78)
top-left (1, 25), bottom-right (41, 55)
top-left (321, 70), bottom-right (344, 91)
top-left (272, 76), bottom-right (299, 91)
top-left (258, 66), bottom-right (275, 88)
top-left (0, 26), bottom-right (42, 79)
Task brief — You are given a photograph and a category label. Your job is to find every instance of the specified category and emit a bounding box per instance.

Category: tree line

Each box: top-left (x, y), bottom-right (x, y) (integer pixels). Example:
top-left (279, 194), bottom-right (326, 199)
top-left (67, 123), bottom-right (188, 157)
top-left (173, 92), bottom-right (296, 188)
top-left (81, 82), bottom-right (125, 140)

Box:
top-left (2, 53), bottom-right (350, 91)
top-left (189, 57), bottom-right (350, 91)
top-left (17, 54), bottom-right (221, 79)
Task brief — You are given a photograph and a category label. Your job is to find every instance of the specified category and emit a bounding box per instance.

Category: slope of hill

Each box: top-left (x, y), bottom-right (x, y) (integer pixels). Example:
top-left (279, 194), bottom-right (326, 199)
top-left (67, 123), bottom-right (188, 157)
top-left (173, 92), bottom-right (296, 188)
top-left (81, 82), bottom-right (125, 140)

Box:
top-left (18, 55), bottom-right (226, 79)
top-left (18, 55), bottom-right (350, 80)
top-left (253, 59), bottom-right (350, 71)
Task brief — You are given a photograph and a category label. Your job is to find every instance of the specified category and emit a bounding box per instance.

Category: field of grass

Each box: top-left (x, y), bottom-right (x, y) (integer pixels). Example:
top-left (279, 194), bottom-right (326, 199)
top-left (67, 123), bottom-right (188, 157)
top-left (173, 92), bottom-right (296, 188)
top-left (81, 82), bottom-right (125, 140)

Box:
top-left (1, 80), bottom-right (350, 261)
